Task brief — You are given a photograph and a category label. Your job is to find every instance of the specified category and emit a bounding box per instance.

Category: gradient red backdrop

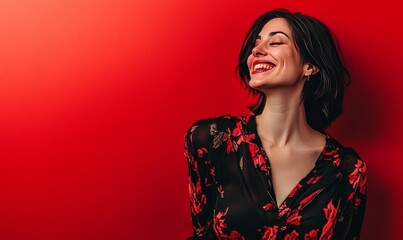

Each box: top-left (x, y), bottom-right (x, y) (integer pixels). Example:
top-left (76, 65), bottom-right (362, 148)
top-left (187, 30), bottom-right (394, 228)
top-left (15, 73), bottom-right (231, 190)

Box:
top-left (0, 0), bottom-right (402, 239)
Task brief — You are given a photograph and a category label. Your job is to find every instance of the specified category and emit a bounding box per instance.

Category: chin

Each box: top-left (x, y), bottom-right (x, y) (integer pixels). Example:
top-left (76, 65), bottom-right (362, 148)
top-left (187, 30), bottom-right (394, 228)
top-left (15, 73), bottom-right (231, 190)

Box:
top-left (248, 78), bottom-right (263, 88)
top-left (248, 78), bottom-right (271, 90)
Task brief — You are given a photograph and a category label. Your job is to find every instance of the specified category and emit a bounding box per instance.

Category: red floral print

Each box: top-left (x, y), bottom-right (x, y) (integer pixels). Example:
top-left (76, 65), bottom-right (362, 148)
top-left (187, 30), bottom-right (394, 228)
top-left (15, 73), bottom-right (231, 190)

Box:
top-left (224, 230), bottom-right (245, 239)
top-left (348, 192), bottom-right (355, 202)
top-left (278, 202), bottom-right (291, 218)
top-left (289, 183), bottom-right (302, 197)
top-left (249, 142), bottom-right (269, 174)
top-left (322, 147), bottom-right (339, 159)
top-left (197, 147), bottom-right (208, 158)
top-left (222, 129), bottom-right (234, 154)
top-left (287, 210), bottom-right (302, 226)
top-left (189, 180), bottom-right (206, 215)
top-left (263, 202), bottom-right (274, 211)
top-left (349, 159), bottom-right (367, 194)
top-left (320, 200), bottom-right (340, 239)
top-left (299, 189), bottom-right (322, 209)
top-left (185, 113), bottom-right (367, 239)
top-left (307, 176), bottom-right (322, 184)
top-left (237, 133), bottom-right (255, 145)
top-left (212, 208), bottom-right (246, 239)
top-left (304, 229), bottom-right (318, 240)
top-left (194, 221), bottom-right (212, 237)
top-left (285, 230), bottom-right (299, 240)
top-left (354, 197), bottom-right (362, 208)
top-left (213, 208), bottom-right (229, 236)
top-left (232, 122), bottom-right (243, 138)
top-left (261, 225), bottom-right (278, 240)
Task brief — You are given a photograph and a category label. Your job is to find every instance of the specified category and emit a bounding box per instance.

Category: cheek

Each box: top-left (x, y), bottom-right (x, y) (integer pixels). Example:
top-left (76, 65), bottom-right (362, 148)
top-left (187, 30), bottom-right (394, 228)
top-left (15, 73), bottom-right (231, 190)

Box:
top-left (270, 48), bottom-right (288, 59)
top-left (247, 54), bottom-right (253, 69)
top-left (289, 48), bottom-right (304, 66)
top-left (274, 48), bottom-right (302, 67)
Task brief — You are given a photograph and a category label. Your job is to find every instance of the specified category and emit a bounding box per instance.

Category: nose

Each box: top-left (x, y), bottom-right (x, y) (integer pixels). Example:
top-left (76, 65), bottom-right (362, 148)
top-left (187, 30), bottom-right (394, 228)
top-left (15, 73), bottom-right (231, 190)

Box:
top-left (251, 42), bottom-right (268, 57)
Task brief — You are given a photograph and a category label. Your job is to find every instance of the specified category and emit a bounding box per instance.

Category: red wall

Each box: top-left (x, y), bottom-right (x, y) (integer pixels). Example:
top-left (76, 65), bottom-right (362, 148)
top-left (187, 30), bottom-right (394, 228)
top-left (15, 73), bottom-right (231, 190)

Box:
top-left (0, 0), bottom-right (401, 239)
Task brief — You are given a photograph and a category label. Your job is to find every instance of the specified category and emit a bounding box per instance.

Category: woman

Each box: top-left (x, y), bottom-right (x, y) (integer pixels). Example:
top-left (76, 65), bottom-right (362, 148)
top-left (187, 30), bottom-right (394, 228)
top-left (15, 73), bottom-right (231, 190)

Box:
top-left (184, 9), bottom-right (367, 239)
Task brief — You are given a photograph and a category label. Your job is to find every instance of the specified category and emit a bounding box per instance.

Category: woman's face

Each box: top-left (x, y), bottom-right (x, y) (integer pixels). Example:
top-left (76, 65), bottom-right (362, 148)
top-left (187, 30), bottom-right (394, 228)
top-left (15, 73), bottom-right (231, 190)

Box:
top-left (247, 18), bottom-right (308, 91)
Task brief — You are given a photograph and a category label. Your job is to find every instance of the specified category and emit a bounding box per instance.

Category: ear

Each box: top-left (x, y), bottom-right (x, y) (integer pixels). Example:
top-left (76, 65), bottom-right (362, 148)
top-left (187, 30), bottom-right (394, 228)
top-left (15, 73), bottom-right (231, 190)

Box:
top-left (303, 63), bottom-right (319, 77)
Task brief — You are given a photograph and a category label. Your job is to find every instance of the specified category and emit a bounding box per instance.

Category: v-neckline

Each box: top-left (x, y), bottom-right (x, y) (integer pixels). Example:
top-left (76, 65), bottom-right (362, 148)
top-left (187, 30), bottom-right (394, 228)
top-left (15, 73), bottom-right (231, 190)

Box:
top-left (248, 114), bottom-right (328, 209)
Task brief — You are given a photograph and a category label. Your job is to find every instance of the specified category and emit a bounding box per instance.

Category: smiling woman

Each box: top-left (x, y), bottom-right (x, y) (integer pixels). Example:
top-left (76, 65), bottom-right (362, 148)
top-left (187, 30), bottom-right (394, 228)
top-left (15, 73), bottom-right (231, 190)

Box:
top-left (184, 8), bottom-right (366, 239)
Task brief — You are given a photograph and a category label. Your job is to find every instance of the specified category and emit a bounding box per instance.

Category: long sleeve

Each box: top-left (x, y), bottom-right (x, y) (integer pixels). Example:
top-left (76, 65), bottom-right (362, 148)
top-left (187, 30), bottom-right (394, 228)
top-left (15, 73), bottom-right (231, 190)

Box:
top-left (346, 156), bottom-right (367, 239)
top-left (184, 120), bottom-right (218, 238)
top-left (334, 148), bottom-right (368, 239)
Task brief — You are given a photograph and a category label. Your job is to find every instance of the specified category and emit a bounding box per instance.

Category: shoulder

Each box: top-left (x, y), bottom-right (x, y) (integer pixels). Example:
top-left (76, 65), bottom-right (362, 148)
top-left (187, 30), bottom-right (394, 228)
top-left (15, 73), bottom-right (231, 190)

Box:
top-left (328, 137), bottom-right (368, 200)
top-left (184, 113), bottom-right (253, 149)
top-left (327, 136), bottom-right (367, 179)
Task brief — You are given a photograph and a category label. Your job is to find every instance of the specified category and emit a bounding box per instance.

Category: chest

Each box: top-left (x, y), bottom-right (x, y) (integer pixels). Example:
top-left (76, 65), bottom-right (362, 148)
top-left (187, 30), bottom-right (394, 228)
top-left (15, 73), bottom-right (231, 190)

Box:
top-left (262, 146), bottom-right (323, 207)
top-left (209, 141), bottom-right (346, 238)
top-left (213, 153), bottom-right (344, 238)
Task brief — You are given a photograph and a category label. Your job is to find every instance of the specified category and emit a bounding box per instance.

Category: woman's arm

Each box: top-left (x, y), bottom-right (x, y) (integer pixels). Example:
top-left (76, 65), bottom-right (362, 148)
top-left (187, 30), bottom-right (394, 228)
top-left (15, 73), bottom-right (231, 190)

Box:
top-left (184, 120), bottom-right (218, 238)
top-left (345, 157), bottom-right (367, 239)
top-left (334, 148), bottom-right (368, 239)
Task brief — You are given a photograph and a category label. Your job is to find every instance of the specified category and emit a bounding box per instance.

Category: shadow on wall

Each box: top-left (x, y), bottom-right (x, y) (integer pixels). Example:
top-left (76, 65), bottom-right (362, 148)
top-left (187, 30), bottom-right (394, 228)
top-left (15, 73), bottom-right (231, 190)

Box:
top-left (337, 75), bottom-right (383, 143)
top-left (336, 64), bottom-right (391, 238)
top-left (361, 172), bottom-right (390, 239)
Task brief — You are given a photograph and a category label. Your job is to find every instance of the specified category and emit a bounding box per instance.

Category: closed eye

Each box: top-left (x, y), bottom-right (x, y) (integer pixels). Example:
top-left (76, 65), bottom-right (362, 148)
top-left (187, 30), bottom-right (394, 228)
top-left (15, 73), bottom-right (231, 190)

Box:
top-left (269, 42), bottom-right (284, 46)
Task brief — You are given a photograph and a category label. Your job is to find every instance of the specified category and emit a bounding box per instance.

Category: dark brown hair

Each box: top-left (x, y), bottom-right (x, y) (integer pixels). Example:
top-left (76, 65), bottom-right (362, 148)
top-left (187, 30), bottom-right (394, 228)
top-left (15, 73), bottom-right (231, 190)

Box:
top-left (237, 9), bottom-right (351, 132)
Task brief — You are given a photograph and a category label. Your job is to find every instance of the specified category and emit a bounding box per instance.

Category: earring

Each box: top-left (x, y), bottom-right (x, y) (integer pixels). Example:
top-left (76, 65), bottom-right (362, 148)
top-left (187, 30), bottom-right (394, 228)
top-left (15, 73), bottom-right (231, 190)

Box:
top-left (306, 75), bottom-right (310, 82)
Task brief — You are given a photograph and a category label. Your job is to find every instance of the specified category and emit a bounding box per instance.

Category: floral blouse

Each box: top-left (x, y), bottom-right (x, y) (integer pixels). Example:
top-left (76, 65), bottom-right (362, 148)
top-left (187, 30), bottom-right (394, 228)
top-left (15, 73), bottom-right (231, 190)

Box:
top-left (184, 113), bottom-right (367, 239)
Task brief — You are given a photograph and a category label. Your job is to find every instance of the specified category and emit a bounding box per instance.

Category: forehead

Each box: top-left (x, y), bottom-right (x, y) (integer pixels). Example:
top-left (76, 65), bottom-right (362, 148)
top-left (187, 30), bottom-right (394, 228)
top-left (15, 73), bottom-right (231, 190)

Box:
top-left (258, 18), bottom-right (292, 38)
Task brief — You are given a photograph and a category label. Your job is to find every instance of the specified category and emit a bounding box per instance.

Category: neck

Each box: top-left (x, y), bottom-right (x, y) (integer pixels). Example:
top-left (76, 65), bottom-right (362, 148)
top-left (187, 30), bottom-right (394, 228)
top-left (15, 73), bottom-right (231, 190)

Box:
top-left (256, 87), bottom-right (313, 147)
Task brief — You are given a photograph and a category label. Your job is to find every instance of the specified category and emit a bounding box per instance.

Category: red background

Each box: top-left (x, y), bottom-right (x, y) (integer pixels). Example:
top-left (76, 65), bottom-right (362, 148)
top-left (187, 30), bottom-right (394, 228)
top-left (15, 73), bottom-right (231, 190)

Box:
top-left (0, 0), bottom-right (402, 239)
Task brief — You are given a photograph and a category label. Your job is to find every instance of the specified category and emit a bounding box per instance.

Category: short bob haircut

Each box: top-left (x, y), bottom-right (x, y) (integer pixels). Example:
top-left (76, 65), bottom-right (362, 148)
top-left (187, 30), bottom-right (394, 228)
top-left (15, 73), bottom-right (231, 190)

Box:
top-left (237, 9), bottom-right (351, 132)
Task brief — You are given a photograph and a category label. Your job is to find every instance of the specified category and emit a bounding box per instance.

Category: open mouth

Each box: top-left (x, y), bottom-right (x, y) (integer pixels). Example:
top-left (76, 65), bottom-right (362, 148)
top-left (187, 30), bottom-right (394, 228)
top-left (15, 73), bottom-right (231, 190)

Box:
top-left (252, 61), bottom-right (276, 74)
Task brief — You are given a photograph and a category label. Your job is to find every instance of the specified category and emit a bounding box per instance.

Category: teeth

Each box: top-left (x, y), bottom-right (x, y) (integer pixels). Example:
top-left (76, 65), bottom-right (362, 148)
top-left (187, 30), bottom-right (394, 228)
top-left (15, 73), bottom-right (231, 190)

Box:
top-left (253, 63), bottom-right (274, 71)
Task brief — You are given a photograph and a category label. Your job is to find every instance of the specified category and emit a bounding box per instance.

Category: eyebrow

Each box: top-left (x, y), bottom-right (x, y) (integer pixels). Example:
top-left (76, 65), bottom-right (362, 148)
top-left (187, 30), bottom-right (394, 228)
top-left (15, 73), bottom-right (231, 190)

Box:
top-left (257, 31), bottom-right (290, 39)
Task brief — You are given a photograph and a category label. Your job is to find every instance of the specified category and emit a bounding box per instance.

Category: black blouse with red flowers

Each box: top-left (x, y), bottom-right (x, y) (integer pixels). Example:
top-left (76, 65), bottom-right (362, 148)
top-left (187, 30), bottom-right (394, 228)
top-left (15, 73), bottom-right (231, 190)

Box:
top-left (184, 113), bottom-right (367, 239)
